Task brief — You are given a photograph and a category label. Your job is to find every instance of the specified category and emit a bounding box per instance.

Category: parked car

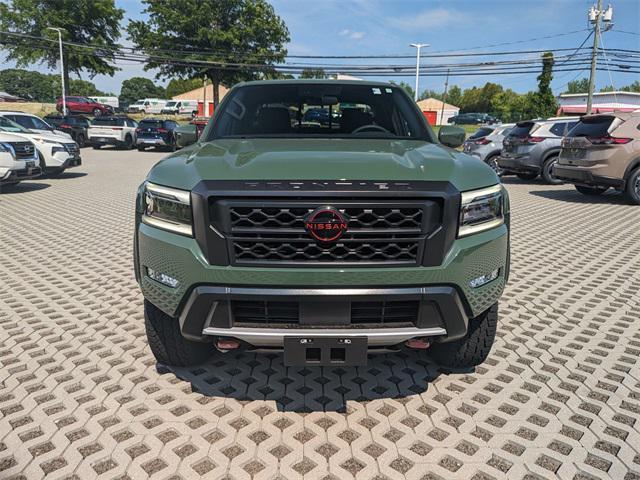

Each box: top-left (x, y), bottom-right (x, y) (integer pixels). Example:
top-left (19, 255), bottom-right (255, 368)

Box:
top-left (88, 96), bottom-right (119, 111)
top-left (448, 113), bottom-right (499, 125)
top-left (497, 117), bottom-right (579, 183)
top-left (136, 118), bottom-right (180, 151)
top-left (0, 111), bottom-right (73, 141)
top-left (0, 116), bottom-right (81, 174)
top-left (57, 96), bottom-right (113, 116)
top-left (0, 132), bottom-right (41, 186)
top-left (43, 114), bottom-right (91, 148)
top-left (88, 116), bottom-right (138, 150)
top-left (137, 79), bottom-right (509, 369)
top-left (161, 100), bottom-right (198, 115)
top-left (463, 124), bottom-right (515, 174)
top-left (127, 99), bottom-right (168, 114)
top-left (554, 112), bottom-right (640, 204)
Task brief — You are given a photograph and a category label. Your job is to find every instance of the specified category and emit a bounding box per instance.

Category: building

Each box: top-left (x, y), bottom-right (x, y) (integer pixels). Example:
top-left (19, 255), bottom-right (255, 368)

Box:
top-left (416, 98), bottom-right (460, 125)
top-left (557, 91), bottom-right (640, 115)
top-left (172, 83), bottom-right (230, 117)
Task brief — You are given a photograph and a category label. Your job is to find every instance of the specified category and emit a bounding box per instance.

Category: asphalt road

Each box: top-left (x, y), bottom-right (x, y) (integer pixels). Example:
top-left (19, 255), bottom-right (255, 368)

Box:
top-left (1, 146), bottom-right (639, 480)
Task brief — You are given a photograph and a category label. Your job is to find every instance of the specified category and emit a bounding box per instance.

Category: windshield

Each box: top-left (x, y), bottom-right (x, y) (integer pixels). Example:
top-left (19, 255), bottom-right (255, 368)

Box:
top-left (209, 83), bottom-right (432, 141)
top-left (139, 120), bottom-right (164, 128)
top-left (0, 116), bottom-right (32, 133)
top-left (165, 101), bottom-right (177, 107)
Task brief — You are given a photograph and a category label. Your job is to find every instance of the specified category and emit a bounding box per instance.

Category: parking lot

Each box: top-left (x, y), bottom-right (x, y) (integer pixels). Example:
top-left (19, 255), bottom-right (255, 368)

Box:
top-left (1, 148), bottom-right (639, 480)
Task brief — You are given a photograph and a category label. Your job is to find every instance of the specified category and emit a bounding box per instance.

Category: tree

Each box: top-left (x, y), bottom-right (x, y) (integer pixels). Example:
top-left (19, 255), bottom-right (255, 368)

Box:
top-left (418, 89), bottom-right (443, 102)
top-left (391, 81), bottom-right (415, 99)
top-left (68, 79), bottom-right (106, 96)
top-left (165, 78), bottom-right (202, 99)
top-left (0, 68), bottom-right (58, 101)
top-left (299, 68), bottom-right (327, 79)
top-left (119, 77), bottom-right (165, 105)
top-left (446, 85), bottom-right (462, 108)
top-left (0, 0), bottom-right (124, 94)
top-left (565, 78), bottom-right (590, 94)
top-left (530, 52), bottom-right (557, 118)
top-left (601, 81), bottom-right (640, 93)
top-left (128, 0), bottom-right (290, 106)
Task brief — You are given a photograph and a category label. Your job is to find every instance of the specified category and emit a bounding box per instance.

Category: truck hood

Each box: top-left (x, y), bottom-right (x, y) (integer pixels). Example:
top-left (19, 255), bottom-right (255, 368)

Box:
top-left (1, 130), bottom-right (69, 144)
top-left (147, 138), bottom-right (499, 192)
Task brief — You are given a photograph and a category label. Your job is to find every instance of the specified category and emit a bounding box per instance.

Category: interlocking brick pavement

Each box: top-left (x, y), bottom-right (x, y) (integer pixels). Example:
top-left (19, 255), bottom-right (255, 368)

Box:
top-left (1, 148), bottom-right (639, 480)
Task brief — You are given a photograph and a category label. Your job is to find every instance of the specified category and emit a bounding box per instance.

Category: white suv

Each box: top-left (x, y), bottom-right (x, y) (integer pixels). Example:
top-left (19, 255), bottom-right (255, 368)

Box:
top-left (0, 111), bottom-right (72, 141)
top-left (88, 116), bottom-right (138, 150)
top-left (0, 116), bottom-right (81, 175)
top-left (0, 132), bottom-right (42, 186)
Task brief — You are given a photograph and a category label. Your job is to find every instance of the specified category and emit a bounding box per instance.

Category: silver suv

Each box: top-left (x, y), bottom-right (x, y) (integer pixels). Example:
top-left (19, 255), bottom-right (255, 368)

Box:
top-left (463, 124), bottom-right (514, 174)
top-left (497, 117), bottom-right (579, 184)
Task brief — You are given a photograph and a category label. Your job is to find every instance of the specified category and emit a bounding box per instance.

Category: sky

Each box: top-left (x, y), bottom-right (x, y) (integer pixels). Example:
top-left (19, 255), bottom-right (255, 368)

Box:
top-left (3, 0), bottom-right (640, 96)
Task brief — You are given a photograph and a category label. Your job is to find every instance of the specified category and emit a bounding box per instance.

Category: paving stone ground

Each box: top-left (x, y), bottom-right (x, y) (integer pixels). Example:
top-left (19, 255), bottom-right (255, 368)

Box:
top-left (1, 148), bottom-right (639, 480)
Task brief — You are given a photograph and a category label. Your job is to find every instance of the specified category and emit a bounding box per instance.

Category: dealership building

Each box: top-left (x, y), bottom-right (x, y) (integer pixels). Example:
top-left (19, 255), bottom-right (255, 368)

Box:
top-left (557, 91), bottom-right (640, 115)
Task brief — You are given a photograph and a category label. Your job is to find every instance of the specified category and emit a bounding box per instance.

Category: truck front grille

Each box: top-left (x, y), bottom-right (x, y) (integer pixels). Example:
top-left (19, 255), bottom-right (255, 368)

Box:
top-left (8, 142), bottom-right (35, 160)
top-left (216, 201), bottom-right (431, 266)
top-left (231, 300), bottom-right (419, 327)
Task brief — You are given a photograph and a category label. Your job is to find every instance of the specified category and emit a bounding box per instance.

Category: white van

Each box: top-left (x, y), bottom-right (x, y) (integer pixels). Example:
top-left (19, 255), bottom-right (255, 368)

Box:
top-left (161, 100), bottom-right (198, 115)
top-left (89, 96), bottom-right (119, 110)
top-left (127, 99), bottom-right (168, 114)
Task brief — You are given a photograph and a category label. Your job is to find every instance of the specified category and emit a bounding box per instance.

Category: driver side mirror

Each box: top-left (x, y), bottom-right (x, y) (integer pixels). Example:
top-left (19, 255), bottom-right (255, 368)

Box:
top-left (175, 124), bottom-right (198, 148)
top-left (438, 126), bottom-right (466, 149)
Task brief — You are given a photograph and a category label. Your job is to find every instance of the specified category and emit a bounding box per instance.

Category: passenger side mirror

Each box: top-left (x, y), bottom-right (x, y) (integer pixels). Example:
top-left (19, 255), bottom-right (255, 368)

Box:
top-left (438, 126), bottom-right (466, 148)
top-left (175, 124), bottom-right (198, 148)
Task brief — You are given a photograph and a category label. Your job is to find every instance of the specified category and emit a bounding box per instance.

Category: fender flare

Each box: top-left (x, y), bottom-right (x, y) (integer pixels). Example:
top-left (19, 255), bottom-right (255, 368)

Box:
top-left (542, 148), bottom-right (561, 163)
top-left (623, 158), bottom-right (640, 181)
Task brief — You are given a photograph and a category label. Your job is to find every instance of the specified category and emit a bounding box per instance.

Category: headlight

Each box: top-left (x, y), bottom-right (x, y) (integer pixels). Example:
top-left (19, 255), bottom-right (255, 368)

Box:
top-left (0, 142), bottom-right (16, 160)
top-left (458, 184), bottom-right (504, 237)
top-left (142, 182), bottom-right (193, 236)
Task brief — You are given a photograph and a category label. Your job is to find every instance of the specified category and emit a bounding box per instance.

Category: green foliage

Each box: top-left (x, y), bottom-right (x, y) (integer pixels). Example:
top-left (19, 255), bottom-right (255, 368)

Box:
top-left (299, 68), bottom-right (327, 79)
top-left (0, 68), bottom-right (104, 101)
top-left (119, 77), bottom-right (166, 105)
top-left (446, 85), bottom-right (462, 107)
top-left (565, 78), bottom-right (590, 94)
top-left (165, 78), bottom-right (203, 98)
top-left (390, 81), bottom-right (415, 99)
top-left (601, 81), bottom-right (640, 93)
top-left (459, 83), bottom-right (503, 113)
top-left (0, 0), bottom-right (124, 85)
top-left (127, 0), bottom-right (290, 104)
top-left (418, 89), bottom-right (443, 101)
top-left (530, 52), bottom-right (557, 118)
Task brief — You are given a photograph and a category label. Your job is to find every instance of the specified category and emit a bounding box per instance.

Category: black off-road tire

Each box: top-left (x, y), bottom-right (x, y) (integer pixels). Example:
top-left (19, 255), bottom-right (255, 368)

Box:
top-left (137, 145), bottom-right (145, 152)
top-left (542, 155), bottom-right (563, 185)
top-left (625, 167), bottom-right (640, 205)
top-left (575, 185), bottom-right (608, 196)
top-left (429, 303), bottom-right (498, 369)
top-left (93, 108), bottom-right (102, 117)
top-left (144, 300), bottom-right (213, 367)
top-left (516, 172), bottom-right (538, 181)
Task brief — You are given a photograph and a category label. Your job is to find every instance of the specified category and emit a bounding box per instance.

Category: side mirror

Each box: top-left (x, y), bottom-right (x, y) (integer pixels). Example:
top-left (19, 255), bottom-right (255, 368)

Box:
top-left (175, 124), bottom-right (198, 148)
top-left (438, 125), bottom-right (466, 148)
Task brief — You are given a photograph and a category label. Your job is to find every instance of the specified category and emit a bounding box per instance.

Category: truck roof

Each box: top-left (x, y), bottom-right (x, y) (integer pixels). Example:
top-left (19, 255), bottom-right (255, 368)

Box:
top-left (235, 79), bottom-right (397, 88)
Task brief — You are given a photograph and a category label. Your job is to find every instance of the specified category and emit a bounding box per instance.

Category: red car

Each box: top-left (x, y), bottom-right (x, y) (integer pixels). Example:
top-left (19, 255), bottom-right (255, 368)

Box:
top-left (56, 96), bottom-right (113, 117)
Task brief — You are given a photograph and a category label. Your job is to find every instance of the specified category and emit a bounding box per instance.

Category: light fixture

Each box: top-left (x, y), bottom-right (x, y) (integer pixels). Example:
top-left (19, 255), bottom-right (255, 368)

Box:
top-left (469, 269), bottom-right (500, 289)
top-left (146, 267), bottom-right (179, 288)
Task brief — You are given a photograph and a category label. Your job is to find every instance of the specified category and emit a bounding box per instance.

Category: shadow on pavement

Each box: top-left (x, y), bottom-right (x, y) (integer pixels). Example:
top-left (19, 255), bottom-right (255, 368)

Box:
top-left (529, 188), bottom-right (629, 205)
top-left (48, 171), bottom-right (88, 180)
top-left (0, 182), bottom-right (51, 194)
top-left (163, 348), bottom-right (458, 413)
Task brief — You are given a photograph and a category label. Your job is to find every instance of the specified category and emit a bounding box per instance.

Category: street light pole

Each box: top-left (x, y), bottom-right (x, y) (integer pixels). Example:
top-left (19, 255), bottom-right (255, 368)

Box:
top-left (47, 27), bottom-right (66, 116)
top-left (409, 43), bottom-right (429, 102)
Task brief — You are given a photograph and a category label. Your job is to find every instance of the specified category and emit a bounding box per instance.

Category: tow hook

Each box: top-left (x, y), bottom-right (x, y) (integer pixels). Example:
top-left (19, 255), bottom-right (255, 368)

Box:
top-left (215, 338), bottom-right (240, 352)
top-left (405, 338), bottom-right (430, 349)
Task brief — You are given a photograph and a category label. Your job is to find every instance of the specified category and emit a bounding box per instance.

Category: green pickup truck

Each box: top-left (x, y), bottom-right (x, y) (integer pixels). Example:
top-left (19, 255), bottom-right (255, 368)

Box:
top-left (134, 80), bottom-right (510, 369)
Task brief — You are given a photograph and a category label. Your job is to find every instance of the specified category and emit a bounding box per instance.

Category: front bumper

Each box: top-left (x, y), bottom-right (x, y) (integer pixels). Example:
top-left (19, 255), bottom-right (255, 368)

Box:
top-left (0, 165), bottom-right (42, 184)
top-left (553, 165), bottom-right (625, 189)
top-left (178, 285), bottom-right (466, 345)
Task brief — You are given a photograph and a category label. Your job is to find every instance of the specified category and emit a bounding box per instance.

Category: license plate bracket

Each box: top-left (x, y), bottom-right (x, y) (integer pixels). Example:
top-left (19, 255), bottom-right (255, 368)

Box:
top-left (284, 337), bottom-right (368, 366)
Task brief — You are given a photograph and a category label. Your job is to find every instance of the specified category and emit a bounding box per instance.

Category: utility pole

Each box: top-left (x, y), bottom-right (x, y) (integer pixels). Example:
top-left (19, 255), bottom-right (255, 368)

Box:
top-left (586, 0), bottom-right (613, 114)
top-left (409, 43), bottom-right (429, 102)
top-left (47, 27), bottom-right (66, 115)
top-left (440, 69), bottom-right (450, 126)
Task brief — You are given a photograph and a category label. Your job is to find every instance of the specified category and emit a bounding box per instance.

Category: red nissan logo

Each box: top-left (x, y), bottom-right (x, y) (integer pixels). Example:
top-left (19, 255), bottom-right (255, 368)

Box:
top-left (305, 207), bottom-right (349, 243)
